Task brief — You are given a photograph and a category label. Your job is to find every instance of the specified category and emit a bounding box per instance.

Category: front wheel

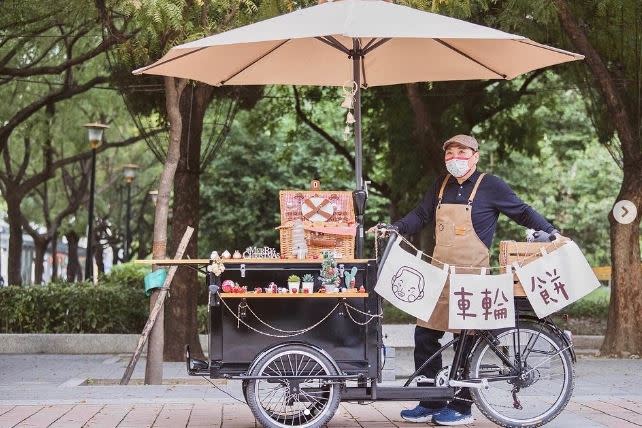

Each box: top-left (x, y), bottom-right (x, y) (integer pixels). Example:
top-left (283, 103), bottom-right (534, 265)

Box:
top-left (468, 320), bottom-right (574, 427)
top-left (245, 344), bottom-right (342, 428)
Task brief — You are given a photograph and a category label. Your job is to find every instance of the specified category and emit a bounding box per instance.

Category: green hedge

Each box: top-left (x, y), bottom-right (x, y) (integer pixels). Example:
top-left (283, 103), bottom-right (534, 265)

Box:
top-left (0, 263), bottom-right (149, 334)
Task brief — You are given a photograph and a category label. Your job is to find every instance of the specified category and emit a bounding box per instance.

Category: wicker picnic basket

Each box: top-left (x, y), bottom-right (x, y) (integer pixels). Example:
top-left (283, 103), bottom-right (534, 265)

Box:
top-left (499, 240), bottom-right (562, 297)
top-left (278, 181), bottom-right (356, 259)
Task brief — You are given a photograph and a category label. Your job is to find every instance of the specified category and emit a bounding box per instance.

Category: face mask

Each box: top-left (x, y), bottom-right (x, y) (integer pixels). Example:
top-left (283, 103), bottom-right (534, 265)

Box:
top-left (445, 157), bottom-right (472, 177)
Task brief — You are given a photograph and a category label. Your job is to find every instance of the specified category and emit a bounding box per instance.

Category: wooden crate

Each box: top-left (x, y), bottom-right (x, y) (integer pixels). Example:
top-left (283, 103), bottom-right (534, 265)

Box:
top-left (279, 182), bottom-right (356, 259)
top-left (499, 240), bottom-right (562, 297)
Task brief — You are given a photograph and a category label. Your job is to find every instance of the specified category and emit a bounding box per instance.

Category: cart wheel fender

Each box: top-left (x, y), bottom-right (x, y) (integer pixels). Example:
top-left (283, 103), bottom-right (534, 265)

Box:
top-left (247, 341), bottom-right (342, 376)
top-left (467, 318), bottom-right (577, 367)
top-left (517, 314), bottom-right (577, 363)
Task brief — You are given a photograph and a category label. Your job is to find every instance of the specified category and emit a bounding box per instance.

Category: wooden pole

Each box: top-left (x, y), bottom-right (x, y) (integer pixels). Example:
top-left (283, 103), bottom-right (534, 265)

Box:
top-left (120, 226), bottom-right (194, 385)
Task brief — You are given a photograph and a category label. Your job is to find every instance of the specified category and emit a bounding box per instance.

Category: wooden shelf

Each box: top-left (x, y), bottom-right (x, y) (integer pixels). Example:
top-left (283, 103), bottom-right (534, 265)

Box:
top-left (220, 292), bottom-right (369, 298)
top-left (135, 258), bottom-right (372, 266)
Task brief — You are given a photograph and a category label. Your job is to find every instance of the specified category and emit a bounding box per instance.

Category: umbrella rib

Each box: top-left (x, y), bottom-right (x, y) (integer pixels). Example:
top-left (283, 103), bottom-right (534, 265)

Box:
top-left (325, 35), bottom-right (351, 54)
top-left (219, 39), bottom-right (290, 85)
top-left (135, 47), bottom-right (210, 74)
top-left (517, 39), bottom-right (584, 58)
top-left (362, 37), bottom-right (378, 52)
top-left (434, 39), bottom-right (507, 79)
top-left (362, 38), bottom-right (391, 55)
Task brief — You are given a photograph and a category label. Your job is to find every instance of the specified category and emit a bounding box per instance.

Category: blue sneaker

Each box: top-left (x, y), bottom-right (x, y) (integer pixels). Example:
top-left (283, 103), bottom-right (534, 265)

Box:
top-left (433, 407), bottom-right (474, 426)
top-left (400, 405), bottom-right (444, 423)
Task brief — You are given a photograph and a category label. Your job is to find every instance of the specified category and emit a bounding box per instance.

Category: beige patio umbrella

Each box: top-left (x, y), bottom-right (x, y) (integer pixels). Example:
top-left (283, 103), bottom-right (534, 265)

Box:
top-left (134, 0), bottom-right (583, 256)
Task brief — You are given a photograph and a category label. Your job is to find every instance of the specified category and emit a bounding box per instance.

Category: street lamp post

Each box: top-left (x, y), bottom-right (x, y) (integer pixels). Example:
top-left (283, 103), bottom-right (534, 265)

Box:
top-left (84, 122), bottom-right (108, 281)
top-left (122, 164), bottom-right (139, 261)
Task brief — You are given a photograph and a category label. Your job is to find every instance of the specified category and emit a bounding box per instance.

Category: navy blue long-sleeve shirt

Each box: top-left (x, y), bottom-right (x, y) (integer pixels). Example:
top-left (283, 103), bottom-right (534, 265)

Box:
top-left (392, 170), bottom-right (556, 249)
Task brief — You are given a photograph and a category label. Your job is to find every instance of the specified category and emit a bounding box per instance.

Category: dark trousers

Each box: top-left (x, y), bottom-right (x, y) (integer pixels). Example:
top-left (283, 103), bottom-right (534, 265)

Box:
top-left (414, 325), bottom-right (472, 413)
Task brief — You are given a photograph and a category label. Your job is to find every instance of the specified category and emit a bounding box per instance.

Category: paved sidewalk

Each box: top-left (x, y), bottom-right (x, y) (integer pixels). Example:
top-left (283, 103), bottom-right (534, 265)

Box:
top-left (0, 355), bottom-right (640, 427)
top-left (1, 399), bottom-right (641, 427)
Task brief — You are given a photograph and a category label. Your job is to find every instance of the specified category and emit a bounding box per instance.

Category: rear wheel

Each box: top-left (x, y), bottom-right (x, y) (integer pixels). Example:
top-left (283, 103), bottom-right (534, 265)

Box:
top-left (469, 320), bottom-right (574, 427)
top-left (245, 344), bottom-right (342, 428)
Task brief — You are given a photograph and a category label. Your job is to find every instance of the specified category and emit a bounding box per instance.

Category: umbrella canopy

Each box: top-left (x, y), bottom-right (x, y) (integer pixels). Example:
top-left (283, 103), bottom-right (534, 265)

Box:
top-left (135, 0), bottom-right (583, 257)
top-left (134, 0), bottom-right (582, 86)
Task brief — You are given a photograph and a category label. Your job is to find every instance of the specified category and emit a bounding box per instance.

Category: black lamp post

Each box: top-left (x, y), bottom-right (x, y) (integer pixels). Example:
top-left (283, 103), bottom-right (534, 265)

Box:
top-left (122, 164), bottom-right (139, 261)
top-left (84, 122), bottom-right (108, 281)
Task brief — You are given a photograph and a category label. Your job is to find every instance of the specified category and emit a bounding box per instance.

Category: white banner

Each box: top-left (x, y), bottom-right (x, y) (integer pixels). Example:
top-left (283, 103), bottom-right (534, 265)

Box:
top-left (448, 269), bottom-right (515, 330)
top-left (375, 236), bottom-right (448, 321)
top-left (514, 241), bottom-right (601, 318)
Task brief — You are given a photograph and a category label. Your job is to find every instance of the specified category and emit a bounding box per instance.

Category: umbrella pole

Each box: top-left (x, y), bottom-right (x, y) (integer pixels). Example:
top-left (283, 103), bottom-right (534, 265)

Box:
top-left (352, 39), bottom-right (366, 258)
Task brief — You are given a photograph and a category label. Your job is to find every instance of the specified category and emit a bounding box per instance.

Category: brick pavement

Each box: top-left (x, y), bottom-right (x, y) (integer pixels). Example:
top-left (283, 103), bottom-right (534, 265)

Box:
top-left (1, 398), bottom-right (641, 427)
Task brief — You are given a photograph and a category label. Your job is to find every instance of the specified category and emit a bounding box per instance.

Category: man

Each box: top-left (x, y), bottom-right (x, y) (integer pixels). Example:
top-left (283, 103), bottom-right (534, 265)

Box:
top-left (369, 134), bottom-right (562, 426)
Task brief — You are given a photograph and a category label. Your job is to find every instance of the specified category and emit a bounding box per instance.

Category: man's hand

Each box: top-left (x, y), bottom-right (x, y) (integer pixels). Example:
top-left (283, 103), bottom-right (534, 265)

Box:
top-left (553, 232), bottom-right (570, 242)
top-left (367, 223), bottom-right (398, 236)
top-left (366, 225), bottom-right (379, 234)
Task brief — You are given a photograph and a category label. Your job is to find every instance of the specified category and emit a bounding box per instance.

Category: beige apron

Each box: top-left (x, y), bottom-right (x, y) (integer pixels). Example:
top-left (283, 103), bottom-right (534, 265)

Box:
top-left (417, 173), bottom-right (490, 332)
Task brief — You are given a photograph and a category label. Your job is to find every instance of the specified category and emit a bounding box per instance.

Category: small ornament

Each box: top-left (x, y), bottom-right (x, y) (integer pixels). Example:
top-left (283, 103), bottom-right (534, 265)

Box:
top-left (207, 258), bottom-right (225, 276)
top-left (221, 250), bottom-right (231, 259)
top-left (344, 266), bottom-right (358, 289)
top-left (343, 125), bottom-right (351, 141)
top-left (346, 111), bottom-right (355, 124)
top-left (210, 250), bottom-right (220, 259)
top-left (358, 285), bottom-right (366, 293)
top-left (232, 250), bottom-right (242, 259)
top-left (341, 81), bottom-right (357, 109)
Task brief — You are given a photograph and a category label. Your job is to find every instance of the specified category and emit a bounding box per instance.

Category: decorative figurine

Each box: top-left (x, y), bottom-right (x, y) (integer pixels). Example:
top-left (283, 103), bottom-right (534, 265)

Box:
top-left (221, 250), bottom-right (231, 259)
top-left (232, 250), bottom-right (242, 259)
top-left (344, 266), bottom-right (358, 288)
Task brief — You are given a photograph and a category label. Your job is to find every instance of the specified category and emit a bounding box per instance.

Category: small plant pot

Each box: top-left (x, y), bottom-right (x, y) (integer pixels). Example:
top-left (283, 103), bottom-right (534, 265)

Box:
top-left (301, 282), bottom-right (314, 294)
top-left (288, 282), bottom-right (300, 293)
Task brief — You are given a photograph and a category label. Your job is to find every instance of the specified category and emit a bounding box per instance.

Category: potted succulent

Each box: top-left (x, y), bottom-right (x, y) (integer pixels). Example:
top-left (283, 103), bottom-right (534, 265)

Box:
top-left (301, 274), bottom-right (314, 294)
top-left (287, 274), bottom-right (301, 293)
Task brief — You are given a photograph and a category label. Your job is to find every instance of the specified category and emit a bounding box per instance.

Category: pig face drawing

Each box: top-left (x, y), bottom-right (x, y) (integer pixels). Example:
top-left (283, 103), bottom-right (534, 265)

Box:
top-left (391, 266), bottom-right (425, 303)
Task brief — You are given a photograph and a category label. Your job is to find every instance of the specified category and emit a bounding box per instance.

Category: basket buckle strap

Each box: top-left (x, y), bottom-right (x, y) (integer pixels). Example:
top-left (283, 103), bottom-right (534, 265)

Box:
top-left (302, 197), bottom-right (333, 220)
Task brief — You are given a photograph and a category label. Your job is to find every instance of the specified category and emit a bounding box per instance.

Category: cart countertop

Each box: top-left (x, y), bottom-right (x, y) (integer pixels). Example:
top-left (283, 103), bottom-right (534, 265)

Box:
top-left (135, 258), bottom-right (373, 265)
top-left (219, 292), bottom-right (369, 298)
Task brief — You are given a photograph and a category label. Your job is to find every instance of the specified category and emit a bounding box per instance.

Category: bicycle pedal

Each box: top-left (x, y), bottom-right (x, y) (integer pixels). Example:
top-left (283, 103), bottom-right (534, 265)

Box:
top-left (449, 379), bottom-right (489, 389)
top-left (413, 375), bottom-right (435, 385)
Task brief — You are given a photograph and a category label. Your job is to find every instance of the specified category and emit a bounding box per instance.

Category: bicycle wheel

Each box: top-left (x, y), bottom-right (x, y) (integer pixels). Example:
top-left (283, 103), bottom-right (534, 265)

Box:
top-left (245, 344), bottom-right (342, 428)
top-left (468, 320), bottom-right (574, 427)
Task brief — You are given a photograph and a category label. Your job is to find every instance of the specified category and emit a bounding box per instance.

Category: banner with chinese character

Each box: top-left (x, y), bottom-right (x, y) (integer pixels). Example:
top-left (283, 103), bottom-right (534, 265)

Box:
top-left (514, 241), bottom-right (601, 318)
top-left (448, 271), bottom-right (515, 330)
top-left (375, 236), bottom-right (449, 321)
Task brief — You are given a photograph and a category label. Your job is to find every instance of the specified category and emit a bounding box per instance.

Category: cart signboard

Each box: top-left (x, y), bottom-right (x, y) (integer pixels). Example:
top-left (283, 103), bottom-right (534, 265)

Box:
top-left (375, 235), bottom-right (448, 321)
top-left (514, 241), bottom-right (601, 318)
top-left (448, 270), bottom-right (515, 330)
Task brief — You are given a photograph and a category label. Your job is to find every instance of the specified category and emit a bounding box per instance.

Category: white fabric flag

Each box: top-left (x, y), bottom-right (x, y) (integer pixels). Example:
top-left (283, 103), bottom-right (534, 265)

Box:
top-left (448, 268), bottom-right (515, 330)
top-left (514, 241), bottom-right (600, 318)
top-left (375, 236), bottom-right (448, 321)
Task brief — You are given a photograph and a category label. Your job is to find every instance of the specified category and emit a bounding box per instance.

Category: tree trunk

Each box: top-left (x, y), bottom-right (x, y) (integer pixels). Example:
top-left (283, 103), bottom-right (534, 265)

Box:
top-left (51, 231), bottom-right (58, 282)
top-left (33, 238), bottom-right (48, 285)
top-left (94, 241), bottom-right (104, 274)
top-left (145, 76), bottom-right (187, 385)
top-left (6, 199), bottom-right (23, 286)
top-left (553, 0), bottom-right (642, 355)
top-left (66, 231), bottom-right (81, 282)
top-left (602, 178), bottom-right (642, 355)
top-left (164, 83), bottom-right (213, 361)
